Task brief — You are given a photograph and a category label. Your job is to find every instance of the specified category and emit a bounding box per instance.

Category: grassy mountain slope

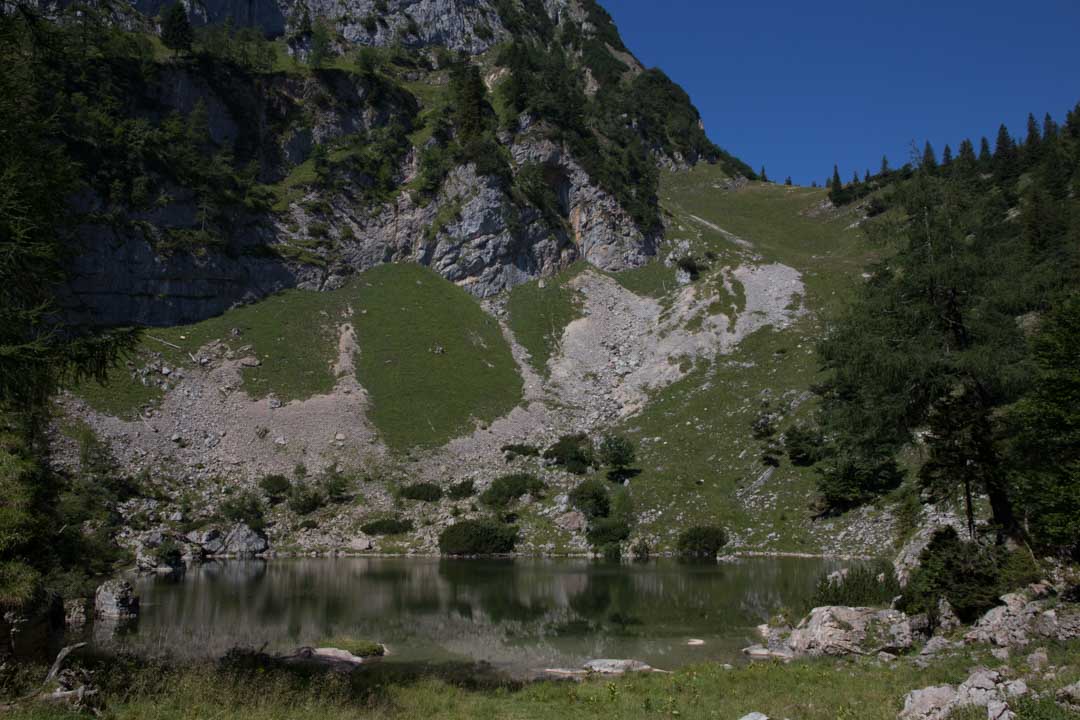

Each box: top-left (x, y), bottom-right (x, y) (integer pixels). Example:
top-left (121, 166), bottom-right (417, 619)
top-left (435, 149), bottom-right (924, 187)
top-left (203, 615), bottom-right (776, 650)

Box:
top-left (67, 165), bottom-right (894, 555)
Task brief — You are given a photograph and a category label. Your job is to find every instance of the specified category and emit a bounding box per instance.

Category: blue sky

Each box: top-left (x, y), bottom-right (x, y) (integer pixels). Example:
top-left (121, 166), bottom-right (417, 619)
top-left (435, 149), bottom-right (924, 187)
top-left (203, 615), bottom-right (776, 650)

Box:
top-left (598, 1), bottom-right (1080, 185)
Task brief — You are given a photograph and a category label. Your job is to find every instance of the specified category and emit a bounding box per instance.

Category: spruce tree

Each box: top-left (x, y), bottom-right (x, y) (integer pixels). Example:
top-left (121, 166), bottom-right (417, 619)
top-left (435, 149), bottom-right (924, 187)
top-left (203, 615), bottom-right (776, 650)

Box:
top-left (784, 176), bottom-right (793, 186)
top-left (880, 155), bottom-right (890, 175)
top-left (1043, 112), bottom-right (1059, 142)
top-left (851, 170), bottom-right (860, 186)
top-left (309, 16), bottom-right (334, 68)
top-left (922, 141), bottom-right (938, 171)
top-left (161, 2), bottom-right (193, 56)
top-left (956, 139), bottom-right (977, 177)
top-left (760, 166), bottom-right (769, 183)
top-left (828, 165), bottom-right (845, 204)
top-left (994, 124), bottom-right (1018, 182)
top-left (942, 144), bottom-right (953, 167)
top-left (978, 137), bottom-right (993, 167)
top-left (1025, 112), bottom-right (1042, 161)
top-left (864, 169), bottom-right (870, 183)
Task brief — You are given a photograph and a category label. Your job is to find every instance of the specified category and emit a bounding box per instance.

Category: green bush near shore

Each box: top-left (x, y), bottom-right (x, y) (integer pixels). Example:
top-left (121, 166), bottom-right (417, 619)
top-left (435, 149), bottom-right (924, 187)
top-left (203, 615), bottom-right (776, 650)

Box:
top-left (438, 520), bottom-right (517, 555)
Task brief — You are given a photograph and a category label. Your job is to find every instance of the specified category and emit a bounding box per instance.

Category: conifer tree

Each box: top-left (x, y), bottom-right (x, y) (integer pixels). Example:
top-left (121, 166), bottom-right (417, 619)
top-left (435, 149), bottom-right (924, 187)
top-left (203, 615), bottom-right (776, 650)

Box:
top-left (161, 2), bottom-right (193, 56)
top-left (1043, 113), bottom-right (1059, 142)
top-left (760, 166), bottom-right (769, 183)
top-left (784, 176), bottom-right (793, 186)
top-left (978, 137), bottom-right (993, 167)
top-left (880, 155), bottom-right (890, 175)
top-left (994, 124), bottom-right (1018, 182)
top-left (864, 169), bottom-right (870, 183)
top-left (309, 15), bottom-right (334, 67)
top-left (831, 164), bottom-right (842, 190)
top-left (922, 141), bottom-right (938, 171)
top-left (1025, 112), bottom-right (1042, 160)
top-left (956, 139), bottom-right (977, 177)
top-left (942, 144), bottom-right (953, 167)
top-left (851, 170), bottom-right (860, 186)
top-left (450, 62), bottom-right (488, 141)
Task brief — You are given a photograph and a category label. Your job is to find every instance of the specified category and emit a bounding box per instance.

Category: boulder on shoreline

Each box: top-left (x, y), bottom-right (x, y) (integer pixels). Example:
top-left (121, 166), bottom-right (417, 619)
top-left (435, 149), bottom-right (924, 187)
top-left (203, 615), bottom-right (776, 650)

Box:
top-left (746, 606), bottom-right (914, 660)
top-left (94, 580), bottom-right (138, 621)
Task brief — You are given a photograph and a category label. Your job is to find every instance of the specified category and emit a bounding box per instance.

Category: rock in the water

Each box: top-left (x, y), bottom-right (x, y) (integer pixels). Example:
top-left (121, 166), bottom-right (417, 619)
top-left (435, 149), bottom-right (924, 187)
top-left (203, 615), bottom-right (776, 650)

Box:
top-left (583, 659), bottom-right (653, 674)
top-left (787, 606), bottom-right (913, 657)
top-left (742, 644), bottom-right (794, 662)
top-left (94, 580), bottom-right (139, 620)
top-left (899, 685), bottom-right (958, 720)
top-left (280, 646), bottom-right (366, 671)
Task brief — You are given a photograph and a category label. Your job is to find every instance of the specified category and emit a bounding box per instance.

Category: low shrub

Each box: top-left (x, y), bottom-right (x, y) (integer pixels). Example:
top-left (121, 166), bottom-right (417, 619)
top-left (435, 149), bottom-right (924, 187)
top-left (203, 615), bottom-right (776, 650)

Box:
top-left (809, 560), bottom-right (901, 611)
top-left (783, 424), bottom-right (825, 467)
top-left (361, 517), bottom-right (414, 535)
top-left (480, 474), bottom-right (544, 509)
top-left (569, 478), bottom-right (610, 519)
top-left (675, 255), bottom-right (705, 280)
top-left (676, 525), bottom-right (728, 558)
top-left (900, 527), bottom-right (1042, 623)
top-left (321, 471), bottom-right (352, 504)
top-left (500, 443), bottom-right (540, 460)
top-left (447, 479), bottom-right (476, 500)
top-left (153, 538), bottom-right (183, 567)
top-left (258, 474), bottom-right (291, 504)
top-left (288, 484), bottom-right (325, 516)
top-left (598, 434), bottom-right (636, 472)
top-left (544, 433), bottom-right (594, 474)
top-left (220, 491), bottom-right (266, 531)
top-left (399, 482), bottom-right (443, 502)
top-left (586, 517), bottom-right (630, 547)
top-left (438, 520), bottom-right (517, 555)
top-left (630, 539), bottom-right (650, 559)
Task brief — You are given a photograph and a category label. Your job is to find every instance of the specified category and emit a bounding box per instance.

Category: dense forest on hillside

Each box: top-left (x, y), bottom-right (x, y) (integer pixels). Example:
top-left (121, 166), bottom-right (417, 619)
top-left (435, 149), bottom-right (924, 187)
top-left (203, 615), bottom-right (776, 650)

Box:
top-left (807, 103), bottom-right (1080, 560)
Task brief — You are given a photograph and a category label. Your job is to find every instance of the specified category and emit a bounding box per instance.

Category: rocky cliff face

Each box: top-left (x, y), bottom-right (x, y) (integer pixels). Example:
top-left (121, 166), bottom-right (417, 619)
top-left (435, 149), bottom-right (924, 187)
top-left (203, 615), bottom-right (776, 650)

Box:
top-left (60, 0), bottom-right (731, 327)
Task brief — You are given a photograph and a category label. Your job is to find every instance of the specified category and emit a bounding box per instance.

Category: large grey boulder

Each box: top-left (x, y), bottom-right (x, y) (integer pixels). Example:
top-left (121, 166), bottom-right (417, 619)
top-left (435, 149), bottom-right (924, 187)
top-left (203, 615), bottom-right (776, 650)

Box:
top-left (899, 668), bottom-right (1030, 720)
top-left (787, 606), bottom-right (913, 657)
top-left (965, 592), bottom-right (1080, 647)
top-left (94, 580), bottom-right (139, 620)
top-left (898, 685), bottom-right (957, 720)
top-left (219, 524), bottom-right (270, 556)
top-left (186, 524), bottom-right (268, 557)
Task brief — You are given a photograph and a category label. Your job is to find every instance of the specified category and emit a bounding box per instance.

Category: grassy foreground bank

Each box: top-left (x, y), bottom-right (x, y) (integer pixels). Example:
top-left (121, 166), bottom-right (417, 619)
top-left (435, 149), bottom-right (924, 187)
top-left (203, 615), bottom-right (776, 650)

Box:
top-left (5, 641), bottom-right (1079, 720)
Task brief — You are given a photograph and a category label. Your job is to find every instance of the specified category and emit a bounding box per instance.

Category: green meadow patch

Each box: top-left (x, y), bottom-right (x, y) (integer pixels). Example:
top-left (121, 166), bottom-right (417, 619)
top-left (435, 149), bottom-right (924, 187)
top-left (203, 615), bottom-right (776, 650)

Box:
top-left (352, 263), bottom-right (522, 451)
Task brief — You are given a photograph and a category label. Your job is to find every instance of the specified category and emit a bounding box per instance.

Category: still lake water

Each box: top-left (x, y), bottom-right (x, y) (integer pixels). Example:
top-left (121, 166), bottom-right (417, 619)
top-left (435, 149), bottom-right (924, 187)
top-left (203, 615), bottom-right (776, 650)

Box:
top-left (103, 557), bottom-right (838, 674)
